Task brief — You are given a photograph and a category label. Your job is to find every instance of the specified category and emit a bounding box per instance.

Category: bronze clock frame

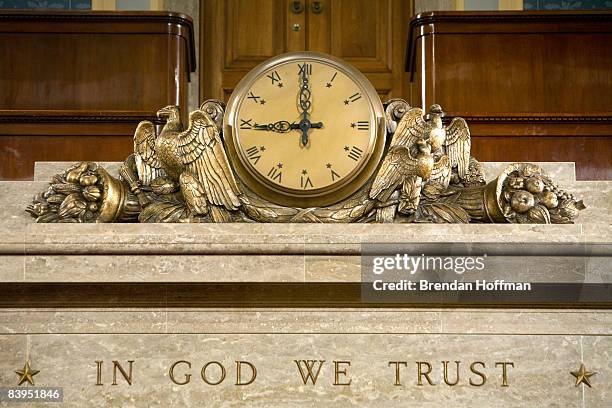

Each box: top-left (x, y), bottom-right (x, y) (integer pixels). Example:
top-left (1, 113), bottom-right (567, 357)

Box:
top-left (223, 51), bottom-right (386, 208)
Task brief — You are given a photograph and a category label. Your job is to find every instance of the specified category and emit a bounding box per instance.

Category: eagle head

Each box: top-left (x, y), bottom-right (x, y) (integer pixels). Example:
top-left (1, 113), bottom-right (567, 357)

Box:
top-left (156, 105), bottom-right (180, 120)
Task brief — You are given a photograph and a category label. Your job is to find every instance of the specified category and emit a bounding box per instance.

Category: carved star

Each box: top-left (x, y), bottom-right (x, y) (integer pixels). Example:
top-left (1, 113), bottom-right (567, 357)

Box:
top-left (571, 363), bottom-right (596, 387)
top-left (326, 163), bottom-right (332, 168)
top-left (260, 146), bottom-right (266, 152)
top-left (344, 146), bottom-right (350, 151)
top-left (278, 83), bottom-right (283, 88)
top-left (277, 163), bottom-right (283, 169)
top-left (301, 169), bottom-right (308, 175)
top-left (350, 123), bottom-right (356, 128)
top-left (343, 100), bottom-right (349, 105)
top-left (15, 361), bottom-right (39, 386)
top-left (260, 100), bottom-right (266, 105)
top-left (326, 83), bottom-right (332, 88)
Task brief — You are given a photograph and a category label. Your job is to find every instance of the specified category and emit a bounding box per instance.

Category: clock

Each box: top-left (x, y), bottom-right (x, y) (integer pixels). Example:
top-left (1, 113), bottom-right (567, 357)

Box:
top-left (223, 51), bottom-right (386, 207)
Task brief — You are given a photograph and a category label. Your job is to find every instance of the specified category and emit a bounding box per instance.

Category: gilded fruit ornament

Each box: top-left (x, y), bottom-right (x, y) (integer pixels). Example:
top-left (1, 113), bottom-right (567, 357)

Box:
top-left (539, 191), bottom-right (559, 209)
top-left (525, 177), bottom-right (545, 194)
top-left (510, 191), bottom-right (535, 213)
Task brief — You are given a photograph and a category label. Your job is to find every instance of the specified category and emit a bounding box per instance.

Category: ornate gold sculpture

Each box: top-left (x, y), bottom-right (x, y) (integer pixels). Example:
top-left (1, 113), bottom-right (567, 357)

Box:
top-left (26, 101), bottom-right (585, 224)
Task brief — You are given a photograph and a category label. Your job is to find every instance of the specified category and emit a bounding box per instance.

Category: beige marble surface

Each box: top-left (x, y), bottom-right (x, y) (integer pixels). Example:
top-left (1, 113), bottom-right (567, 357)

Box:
top-left (4, 308), bottom-right (610, 336)
top-left (32, 161), bottom-right (577, 182)
top-left (1, 331), bottom-right (609, 407)
top-left (1, 176), bottom-right (609, 284)
top-left (1, 163), bottom-right (610, 406)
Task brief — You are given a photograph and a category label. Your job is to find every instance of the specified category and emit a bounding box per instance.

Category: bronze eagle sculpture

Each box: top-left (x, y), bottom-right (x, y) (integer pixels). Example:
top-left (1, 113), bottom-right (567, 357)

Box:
top-left (132, 105), bottom-right (241, 222)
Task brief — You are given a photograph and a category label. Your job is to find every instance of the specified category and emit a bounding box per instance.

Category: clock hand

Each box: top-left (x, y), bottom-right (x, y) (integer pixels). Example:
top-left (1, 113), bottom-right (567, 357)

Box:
top-left (252, 121), bottom-right (298, 133)
top-left (252, 120), bottom-right (323, 133)
top-left (298, 69), bottom-right (312, 146)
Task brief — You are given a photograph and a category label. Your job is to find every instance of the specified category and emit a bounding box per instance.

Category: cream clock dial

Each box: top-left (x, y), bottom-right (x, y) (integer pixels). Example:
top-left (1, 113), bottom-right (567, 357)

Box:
top-left (224, 52), bottom-right (386, 207)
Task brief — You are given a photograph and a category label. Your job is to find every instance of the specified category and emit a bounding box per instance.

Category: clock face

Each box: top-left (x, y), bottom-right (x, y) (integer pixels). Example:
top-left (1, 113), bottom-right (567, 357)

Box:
top-left (224, 52), bottom-right (385, 207)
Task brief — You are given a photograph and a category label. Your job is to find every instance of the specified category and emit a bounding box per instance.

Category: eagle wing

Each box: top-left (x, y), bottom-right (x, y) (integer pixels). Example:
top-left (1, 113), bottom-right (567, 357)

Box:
top-left (389, 107), bottom-right (426, 148)
top-left (429, 155), bottom-right (452, 188)
top-left (179, 172), bottom-right (208, 215)
top-left (444, 117), bottom-right (471, 179)
top-left (177, 110), bottom-right (241, 210)
top-left (370, 146), bottom-right (417, 202)
top-left (133, 120), bottom-right (163, 186)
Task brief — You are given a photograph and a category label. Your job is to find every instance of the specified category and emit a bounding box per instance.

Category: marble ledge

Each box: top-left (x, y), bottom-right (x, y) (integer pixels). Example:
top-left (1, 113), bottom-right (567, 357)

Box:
top-left (0, 309), bottom-right (611, 335)
top-left (2, 253), bottom-right (609, 283)
top-left (1, 223), bottom-right (609, 256)
top-left (0, 177), bottom-right (610, 256)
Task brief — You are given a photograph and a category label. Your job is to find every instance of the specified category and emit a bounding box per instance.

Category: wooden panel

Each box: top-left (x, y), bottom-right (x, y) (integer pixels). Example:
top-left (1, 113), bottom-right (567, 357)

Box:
top-left (0, 111), bottom-right (150, 181)
top-left (203, 0), bottom-right (302, 100)
top-left (0, 11), bottom-right (195, 113)
top-left (1, 34), bottom-right (181, 111)
top-left (0, 11), bottom-right (195, 180)
top-left (224, 0), bottom-right (289, 69)
top-left (201, 0), bottom-right (413, 101)
top-left (1, 135), bottom-right (133, 181)
top-left (326, 0), bottom-right (391, 73)
top-left (407, 11), bottom-right (612, 180)
top-left (471, 136), bottom-right (612, 181)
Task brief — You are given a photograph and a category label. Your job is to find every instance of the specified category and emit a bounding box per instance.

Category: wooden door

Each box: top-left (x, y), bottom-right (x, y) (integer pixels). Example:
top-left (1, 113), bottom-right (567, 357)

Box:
top-left (200, 0), bottom-right (413, 102)
top-left (201, 0), bottom-right (306, 100)
top-left (306, 0), bottom-right (411, 100)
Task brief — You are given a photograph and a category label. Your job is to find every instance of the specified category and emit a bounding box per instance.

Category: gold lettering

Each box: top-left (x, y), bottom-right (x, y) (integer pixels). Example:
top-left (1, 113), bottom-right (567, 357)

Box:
top-left (235, 361), bottom-right (257, 386)
top-left (95, 361), bottom-right (103, 386)
top-left (469, 361), bottom-right (487, 386)
top-left (333, 361), bottom-right (352, 386)
top-left (442, 361), bottom-right (461, 386)
top-left (416, 362), bottom-right (435, 386)
top-left (112, 360), bottom-right (134, 386)
top-left (495, 362), bottom-right (514, 387)
top-left (201, 361), bottom-right (226, 386)
top-left (294, 360), bottom-right (325, 385)
top-left (169, 360), bottom-right (192, 385)
top-left (388, 361), bottom-right (407, 386)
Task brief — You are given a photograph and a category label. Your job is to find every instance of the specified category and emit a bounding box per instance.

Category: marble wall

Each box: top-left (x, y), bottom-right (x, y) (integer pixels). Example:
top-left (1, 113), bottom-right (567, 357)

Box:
top-left (0, 310), bottom-right (610, 407)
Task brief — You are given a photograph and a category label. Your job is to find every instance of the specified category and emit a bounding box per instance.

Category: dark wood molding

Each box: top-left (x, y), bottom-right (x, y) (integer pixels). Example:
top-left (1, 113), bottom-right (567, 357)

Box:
top-left (447, 113), bottom-right (612, 124)
top-left (0, 282), bottom-right (609, 309)
top-left (0, 110), bottom-right (161, 124)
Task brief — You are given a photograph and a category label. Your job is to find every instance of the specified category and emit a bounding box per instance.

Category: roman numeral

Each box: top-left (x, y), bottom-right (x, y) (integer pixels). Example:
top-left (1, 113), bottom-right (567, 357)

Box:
top-left (326, 72), bottom-right (338, 88)
top-left (330, 169), bottom-right (341, 181)
top-left (246, 145), bottom-right (262, 165)
top-left (348, 93), bottom-right (362, 102)
top-left (357, 121), bottom-right (369, 130)
top-left (247, 92), bottom-right (261, 103)
top-left (348, 146), bottom-right (363, 161)
top-left (267, 167), bottom-right (282, 183)
top-left (298, 63), bottom-right (312, 76)
top-left (301, 175), bottom-right (314, 189)
top-left (343, 92), bottom-right (363, 105)
top-left (240, 118), bottom-right (253, 129)
top-left (267, 70), bottom-right (282, 86)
